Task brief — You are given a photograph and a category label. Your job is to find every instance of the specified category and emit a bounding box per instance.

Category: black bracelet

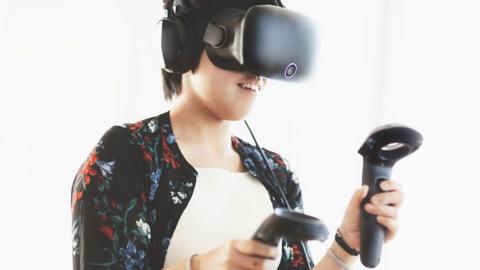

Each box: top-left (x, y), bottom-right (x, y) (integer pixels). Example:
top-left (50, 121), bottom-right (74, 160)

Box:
top-left (335, 229), bottom-right (359, 256)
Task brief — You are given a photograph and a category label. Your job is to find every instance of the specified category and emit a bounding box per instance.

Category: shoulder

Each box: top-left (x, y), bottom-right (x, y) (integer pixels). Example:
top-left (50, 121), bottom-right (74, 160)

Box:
top-left (233, 135), bottom-right (303, 209)
top-left (98, 112), bottom-right (170, 152)
top-left (84, 113), bottom-right (171, 181)
top-left (232, 135), bottom-right (292, 172)
top-left (117, 114), bottom-right (164, 142)
top-left (72, 114), bottom-right (168, 197)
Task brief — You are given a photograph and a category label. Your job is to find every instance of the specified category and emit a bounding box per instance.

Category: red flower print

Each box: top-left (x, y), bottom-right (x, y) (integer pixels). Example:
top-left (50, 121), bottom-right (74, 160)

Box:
top-left (82, 151), bottom-right (98, 170)
top-left (81, 151), bottom-right (99, 185)
top-left (274, 155), bottom-right (285, 166)
top-left (71, 191), bottom-right (84, 211)
top-left (161, 135), bottom-right (179, 169)
top-left (231, 136), bottom-right (239, 150)
top-left (129, 121), bottom-right (143, 131)
top-left (291, 244), bottom-right (305, 267)
top-left (98, 225), bottom-right (114, 240)
top-left (84, 175), bottom-right (91, 185)
top-left (142, 149), bottom-right (153, 163)
top-left (141, 191), bottom-right (147, 203)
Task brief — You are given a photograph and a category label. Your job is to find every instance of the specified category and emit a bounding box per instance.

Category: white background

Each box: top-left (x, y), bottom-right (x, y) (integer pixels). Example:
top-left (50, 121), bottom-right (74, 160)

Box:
top-left (1, 0), bottom-right (479, 269)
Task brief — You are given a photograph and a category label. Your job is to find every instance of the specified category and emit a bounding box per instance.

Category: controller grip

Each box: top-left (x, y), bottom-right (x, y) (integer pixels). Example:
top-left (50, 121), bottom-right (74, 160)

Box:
top-left (360, 163), bottom-right (391, 268)
top-left (360, 208), bottom-right (386, 267)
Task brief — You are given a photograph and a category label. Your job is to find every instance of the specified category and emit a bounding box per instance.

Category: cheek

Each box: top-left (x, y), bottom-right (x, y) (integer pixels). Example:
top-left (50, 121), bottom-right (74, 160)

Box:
top-left (197, 82), bottom-right (257, 120)
top-left (192, 69), bottom-right (236, 101)
top-left (191, 76), bottom-right (224, 100)
top-left (218, 90), bottom-right (258, 120)
top-left (190, 68), bottom-right (257, 119)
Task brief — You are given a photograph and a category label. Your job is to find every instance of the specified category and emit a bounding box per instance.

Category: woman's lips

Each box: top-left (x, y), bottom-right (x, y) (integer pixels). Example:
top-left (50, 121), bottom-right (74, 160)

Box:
top-left (238, 83), bottom-right (261, 92)
top-left (237, 78), bottom-right (264, 93)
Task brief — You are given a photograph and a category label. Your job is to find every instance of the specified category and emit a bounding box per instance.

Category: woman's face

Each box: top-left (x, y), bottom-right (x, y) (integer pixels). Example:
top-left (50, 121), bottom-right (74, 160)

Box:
top-left (180, 50), bottom-right (266, 121)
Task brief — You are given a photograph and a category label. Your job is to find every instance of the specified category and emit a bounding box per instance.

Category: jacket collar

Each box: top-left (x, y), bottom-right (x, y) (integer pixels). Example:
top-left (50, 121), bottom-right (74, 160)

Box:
top-left (156, 111), bottom-right (283, 202)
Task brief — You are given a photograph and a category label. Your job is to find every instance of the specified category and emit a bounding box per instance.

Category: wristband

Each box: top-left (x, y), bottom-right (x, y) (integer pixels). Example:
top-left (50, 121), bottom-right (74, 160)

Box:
top-left (335, 229), bottom-right (359, 256)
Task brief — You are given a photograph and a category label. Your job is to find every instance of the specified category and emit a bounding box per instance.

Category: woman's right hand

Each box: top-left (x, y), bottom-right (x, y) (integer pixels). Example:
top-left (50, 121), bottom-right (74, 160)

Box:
top-left (191, 239), bottom-right (278, 270)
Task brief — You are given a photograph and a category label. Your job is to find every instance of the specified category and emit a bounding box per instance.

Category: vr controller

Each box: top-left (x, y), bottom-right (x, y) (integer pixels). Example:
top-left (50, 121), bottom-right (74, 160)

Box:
top-left (358, 124), bottom-right (423, 267)
top-left (252, 208), bottom-right (329, 255)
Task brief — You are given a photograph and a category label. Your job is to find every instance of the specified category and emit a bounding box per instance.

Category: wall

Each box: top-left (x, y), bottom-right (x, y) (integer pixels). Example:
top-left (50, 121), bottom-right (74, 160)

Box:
top-left (1, 0), bottom-right (478, 268)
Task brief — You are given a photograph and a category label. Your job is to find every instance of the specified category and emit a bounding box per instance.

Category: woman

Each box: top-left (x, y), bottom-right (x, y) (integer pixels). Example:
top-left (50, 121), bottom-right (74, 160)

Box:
top-left (71, 0), bottom-right (404, 269)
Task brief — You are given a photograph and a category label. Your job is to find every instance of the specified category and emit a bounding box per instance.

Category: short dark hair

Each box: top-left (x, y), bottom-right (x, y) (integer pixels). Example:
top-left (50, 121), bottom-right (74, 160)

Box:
top-left (161, 0), bottom-right (279, 100)
top-left (162, 70), bottom-right (182, 100)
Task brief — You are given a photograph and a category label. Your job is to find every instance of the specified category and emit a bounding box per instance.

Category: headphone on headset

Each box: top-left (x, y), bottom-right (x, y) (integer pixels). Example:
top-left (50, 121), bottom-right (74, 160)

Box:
top-left (157, 0), bottom-right (285, 74)
top-left (156, 0), bottom-right (196, 74)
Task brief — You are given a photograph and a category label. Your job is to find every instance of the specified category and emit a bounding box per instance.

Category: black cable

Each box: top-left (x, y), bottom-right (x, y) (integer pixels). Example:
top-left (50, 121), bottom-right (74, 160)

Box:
top-left (244, 120), bottom-right (314, 269)
top-left (244, 120), bottom-right (290, 208)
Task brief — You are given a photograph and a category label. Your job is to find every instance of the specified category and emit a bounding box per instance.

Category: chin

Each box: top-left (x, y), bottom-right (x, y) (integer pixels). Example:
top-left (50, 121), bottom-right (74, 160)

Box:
top-left (214, 105), bottom-right (253, 122)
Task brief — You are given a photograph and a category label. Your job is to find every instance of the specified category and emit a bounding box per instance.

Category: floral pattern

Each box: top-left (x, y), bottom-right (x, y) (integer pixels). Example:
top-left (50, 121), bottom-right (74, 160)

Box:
top-left (71, 111), bottom-right (313, 270)
top-left (119, 242), bottom-right (146, 269)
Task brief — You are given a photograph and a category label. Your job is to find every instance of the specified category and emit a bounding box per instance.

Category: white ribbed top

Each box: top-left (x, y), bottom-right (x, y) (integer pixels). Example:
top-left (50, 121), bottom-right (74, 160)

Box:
top-left (163, 168), bottom-right (282, 269)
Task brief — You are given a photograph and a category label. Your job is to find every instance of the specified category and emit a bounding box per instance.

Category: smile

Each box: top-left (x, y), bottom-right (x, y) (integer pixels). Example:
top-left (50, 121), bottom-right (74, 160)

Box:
top-left (238, 83), bottom-right (262, 92)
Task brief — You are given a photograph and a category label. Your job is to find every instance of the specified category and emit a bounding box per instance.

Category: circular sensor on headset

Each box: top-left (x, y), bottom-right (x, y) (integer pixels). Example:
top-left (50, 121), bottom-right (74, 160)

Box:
top-left (285, 63), bottom-right (297, 78)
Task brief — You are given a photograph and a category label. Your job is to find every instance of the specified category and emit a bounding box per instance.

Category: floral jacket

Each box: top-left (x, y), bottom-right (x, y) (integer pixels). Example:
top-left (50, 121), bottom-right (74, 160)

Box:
top-left (71, 111), bottom-right (315, 270)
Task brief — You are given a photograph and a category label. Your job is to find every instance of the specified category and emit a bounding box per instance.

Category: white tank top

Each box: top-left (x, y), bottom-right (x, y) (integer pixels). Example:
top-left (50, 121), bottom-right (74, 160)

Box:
top-left (163, 167), bottom-right (282, 269)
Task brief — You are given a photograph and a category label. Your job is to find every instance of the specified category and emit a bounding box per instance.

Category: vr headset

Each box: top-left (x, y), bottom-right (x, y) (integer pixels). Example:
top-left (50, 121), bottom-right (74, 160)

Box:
top-left (155, 0), bottom-right (317, 81)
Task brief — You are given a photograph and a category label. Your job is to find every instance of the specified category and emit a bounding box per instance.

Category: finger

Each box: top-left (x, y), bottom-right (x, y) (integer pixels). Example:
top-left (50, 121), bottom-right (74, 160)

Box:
top-left (231, 252), bottom-right (268, 270)
top-left (365, 203), bottom-right (399, 219)
top-left (371, 190), bottom-right (404, 206)
top-left (234, 240), bottom-right (278, 260)
top-left (360, 185), bottom-right (369, 199)
top-left (347, 185), bottom-right (369, 211)
top-left (380, 180), bottom-right (402, 192)
top-left (231, 242), bottom-right (274, 270)
top-left (376, 216), bottom-right (399, 243)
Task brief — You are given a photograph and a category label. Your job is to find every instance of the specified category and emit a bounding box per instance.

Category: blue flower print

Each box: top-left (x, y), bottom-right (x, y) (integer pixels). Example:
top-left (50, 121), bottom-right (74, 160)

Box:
top-left (162, 237), bottom-right (171, 252)
top-left (167, 134), bottom-right (175, 144)
top-left (243, 158), bottom-right (255, 172)
top-left (119, 242), bottom-right (146, 270)
top-left (266, 157), bottom-right (278, 170)
top-left (149, 169), bottom-right (162, 201)
top-left (96, 160), bottom-right (115, 178)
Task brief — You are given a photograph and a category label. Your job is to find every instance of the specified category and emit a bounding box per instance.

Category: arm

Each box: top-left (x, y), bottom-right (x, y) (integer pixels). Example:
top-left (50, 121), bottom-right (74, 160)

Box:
top-left (71, 126), bottom-right (150, 269)
top-left (313, 241), bottom-right (357, 270)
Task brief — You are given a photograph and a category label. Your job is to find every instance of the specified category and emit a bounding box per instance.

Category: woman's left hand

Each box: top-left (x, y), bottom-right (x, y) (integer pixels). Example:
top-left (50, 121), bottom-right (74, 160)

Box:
top-left (338, 180), bottom-right (404, 252)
